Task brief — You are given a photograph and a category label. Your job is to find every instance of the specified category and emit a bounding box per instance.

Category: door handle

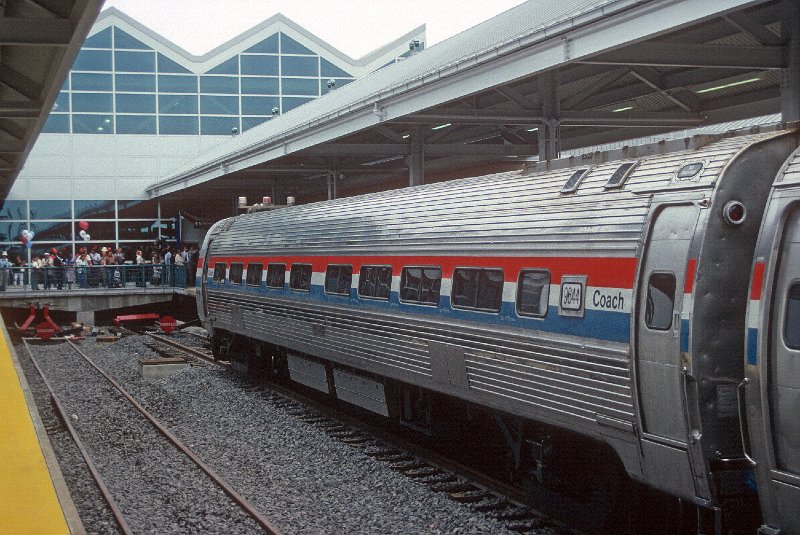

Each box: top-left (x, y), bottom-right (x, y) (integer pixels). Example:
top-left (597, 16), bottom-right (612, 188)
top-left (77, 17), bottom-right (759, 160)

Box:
top-left (737, 378), bottom-right (756, 466)
top-left (673, 311), bottom-right (681, 338)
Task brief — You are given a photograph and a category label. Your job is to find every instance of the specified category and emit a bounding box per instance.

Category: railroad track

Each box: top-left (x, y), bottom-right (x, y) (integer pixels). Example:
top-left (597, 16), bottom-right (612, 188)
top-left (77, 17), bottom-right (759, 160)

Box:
top-left (23, 337), bottom-right (282, 535)
top-left (139, 332), bottom-right (573, 534)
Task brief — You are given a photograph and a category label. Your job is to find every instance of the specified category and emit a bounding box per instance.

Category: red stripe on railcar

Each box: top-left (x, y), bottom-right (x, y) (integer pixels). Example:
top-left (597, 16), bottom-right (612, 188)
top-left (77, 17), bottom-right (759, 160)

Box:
top-left (684, 258), bottom-right (697, 294)
top-left (207, 255), bottom-right (639, 288)
top-left (750, 261), bottom-right (765, 300)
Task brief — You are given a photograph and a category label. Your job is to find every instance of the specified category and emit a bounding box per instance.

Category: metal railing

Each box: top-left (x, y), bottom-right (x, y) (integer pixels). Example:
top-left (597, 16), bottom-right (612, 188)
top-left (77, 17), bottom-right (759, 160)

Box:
top-left (0, 264), bottom-right (193, 291)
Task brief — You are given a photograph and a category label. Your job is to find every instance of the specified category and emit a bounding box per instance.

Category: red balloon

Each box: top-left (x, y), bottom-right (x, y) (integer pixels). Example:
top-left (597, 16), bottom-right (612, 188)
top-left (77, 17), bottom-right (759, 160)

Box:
top-left (20, 235), bottom-right (28, 244)
top-left (79, 220), bottom-right (89, 231)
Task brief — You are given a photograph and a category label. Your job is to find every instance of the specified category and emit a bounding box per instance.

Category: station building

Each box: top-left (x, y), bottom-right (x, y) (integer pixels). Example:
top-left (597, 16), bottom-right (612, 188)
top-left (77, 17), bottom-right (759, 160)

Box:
top-left (2, 8), bottom-right (423, 260)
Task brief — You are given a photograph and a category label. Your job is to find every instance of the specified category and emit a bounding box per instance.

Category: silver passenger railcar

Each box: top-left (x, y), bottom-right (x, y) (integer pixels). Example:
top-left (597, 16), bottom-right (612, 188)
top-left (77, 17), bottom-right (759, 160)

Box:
top-left (746, 146), bottom-right (800, 535)
top-left (197, 129), bottom-right (799, 533)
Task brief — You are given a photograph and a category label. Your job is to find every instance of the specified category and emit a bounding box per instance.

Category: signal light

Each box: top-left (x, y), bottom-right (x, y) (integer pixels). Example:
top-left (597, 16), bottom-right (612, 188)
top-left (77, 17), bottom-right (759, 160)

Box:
top-left (723, 200), bottom-right (746, 226)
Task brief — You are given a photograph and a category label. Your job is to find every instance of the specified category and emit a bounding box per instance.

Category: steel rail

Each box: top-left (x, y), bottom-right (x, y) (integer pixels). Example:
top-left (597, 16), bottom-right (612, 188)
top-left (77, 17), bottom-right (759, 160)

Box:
top-left (34, 337), bottom-right (282, 535)
top-left (22, 338), bottom-right (134, 535)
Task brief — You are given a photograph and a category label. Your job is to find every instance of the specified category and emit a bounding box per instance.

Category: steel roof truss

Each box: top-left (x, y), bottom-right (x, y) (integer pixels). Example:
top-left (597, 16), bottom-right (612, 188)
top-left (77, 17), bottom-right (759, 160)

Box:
top-left (584, 42), bottom-right (786, 70)
top-left (0, 18), bottom-right (74, 45)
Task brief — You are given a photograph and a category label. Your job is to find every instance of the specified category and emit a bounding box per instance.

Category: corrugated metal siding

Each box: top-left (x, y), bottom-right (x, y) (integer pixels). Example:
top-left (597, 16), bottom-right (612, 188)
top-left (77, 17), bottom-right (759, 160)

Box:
top-left (204, 131), bottom-right (784, 428)
top-left (212, 132), bottom-right (775, 258)
top-left (777, 148), bottom-right (800, 185)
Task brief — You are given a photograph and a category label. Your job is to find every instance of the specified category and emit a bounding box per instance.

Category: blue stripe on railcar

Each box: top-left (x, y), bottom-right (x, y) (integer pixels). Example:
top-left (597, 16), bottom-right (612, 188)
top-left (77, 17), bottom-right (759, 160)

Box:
top-left (747, 328), bottom-right (759, 365)
top-left (681, 319), bottom-right (690, 353)
top-left (205, 280), bottom-right (631, 344)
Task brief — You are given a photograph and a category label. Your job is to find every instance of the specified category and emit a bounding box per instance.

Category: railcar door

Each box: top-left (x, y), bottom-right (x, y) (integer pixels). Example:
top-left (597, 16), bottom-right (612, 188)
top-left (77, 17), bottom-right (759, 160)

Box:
top-left (636, 204), bottom-right (699, 443)
top-left (763, 204), bottom-right (800, 533)
top-left (200, 240), bottom-right (212, 317)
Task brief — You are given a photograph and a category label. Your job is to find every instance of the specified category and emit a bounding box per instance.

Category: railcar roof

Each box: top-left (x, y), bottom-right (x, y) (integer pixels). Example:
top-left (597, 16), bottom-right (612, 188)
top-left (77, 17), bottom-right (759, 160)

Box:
top-left (208, 130), bottom-right (785, 258)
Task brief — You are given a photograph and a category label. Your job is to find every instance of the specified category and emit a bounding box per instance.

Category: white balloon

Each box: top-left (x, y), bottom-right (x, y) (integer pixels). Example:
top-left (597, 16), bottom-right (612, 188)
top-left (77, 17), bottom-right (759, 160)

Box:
top-left (27, 231), bottom-right (34, 240)
top-left (79, 230), bottom-right (86, 238)
top-left (21, 229), bottom-right (29, 238)
top-left (83, 234), bottom-right (90, 241)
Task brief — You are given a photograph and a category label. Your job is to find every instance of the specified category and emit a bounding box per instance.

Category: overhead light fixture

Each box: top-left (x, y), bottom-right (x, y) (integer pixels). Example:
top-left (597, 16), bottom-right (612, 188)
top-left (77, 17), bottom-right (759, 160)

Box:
top-left (362, 155), bottom-right (404, 166)
top-left (402, 133), bottom-right (410, 139)
top-left (526, 127), bottom-right (539, 132)
top-left (431, 123), bottom-right (451, 130)
top-left (696, 77), bottom-right (761, 94)
top-left (612, 106), bottom-right (634, 113)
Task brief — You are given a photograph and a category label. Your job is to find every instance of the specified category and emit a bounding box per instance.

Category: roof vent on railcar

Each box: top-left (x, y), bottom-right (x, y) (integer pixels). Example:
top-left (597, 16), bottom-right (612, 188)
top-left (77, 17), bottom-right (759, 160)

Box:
top-left (675, 161), bottom-right (704, 181)
top-left (560, 168), bottom-right (591, 194)
top-left (604, 161), bottom-right (639, 189)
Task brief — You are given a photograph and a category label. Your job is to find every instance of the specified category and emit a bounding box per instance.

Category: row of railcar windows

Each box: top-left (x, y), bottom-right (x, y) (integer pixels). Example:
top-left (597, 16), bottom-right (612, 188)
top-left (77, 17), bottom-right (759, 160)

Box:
top-left (212, 262), bottom-right (552, 317)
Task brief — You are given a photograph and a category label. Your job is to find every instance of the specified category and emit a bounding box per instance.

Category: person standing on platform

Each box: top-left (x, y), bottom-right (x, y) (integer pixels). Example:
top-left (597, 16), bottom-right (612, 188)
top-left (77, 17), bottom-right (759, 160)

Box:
top-left (163, 247), bottom-right (173, 286)
top-left (30, 254), bottom-right (41, 290)
top-left (76, 252), bottom-right (89, 289)
top-left (135, 249), bottom-right (146, 287)
top-left (41, 252), bottom-right (52, 290)
top-left (0, 252), bottom-right (11, 291)
top-left (50, 248), bottom-right (64, 290)
top-left (174, 247), bottom-right (185, 288)
top-left (13, 255), bottom-right (24, 287)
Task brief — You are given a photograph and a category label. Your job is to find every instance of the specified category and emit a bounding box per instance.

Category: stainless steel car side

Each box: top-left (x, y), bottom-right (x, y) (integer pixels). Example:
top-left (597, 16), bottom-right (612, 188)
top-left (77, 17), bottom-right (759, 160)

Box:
top-left (746, 146), bottom-right (800, 535)
top-left (196, 129), bottom-right (800, 530)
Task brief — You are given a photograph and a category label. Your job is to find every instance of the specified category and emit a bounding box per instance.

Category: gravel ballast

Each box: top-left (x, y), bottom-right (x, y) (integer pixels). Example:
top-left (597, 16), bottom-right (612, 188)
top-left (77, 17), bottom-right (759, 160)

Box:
top-left (22, 335), bottom-right (521, 534)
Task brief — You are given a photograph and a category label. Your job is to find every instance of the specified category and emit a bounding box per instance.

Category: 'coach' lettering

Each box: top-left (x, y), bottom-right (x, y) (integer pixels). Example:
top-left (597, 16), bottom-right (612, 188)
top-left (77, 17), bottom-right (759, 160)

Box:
top-left (593, 290), bottom-right (624, 311)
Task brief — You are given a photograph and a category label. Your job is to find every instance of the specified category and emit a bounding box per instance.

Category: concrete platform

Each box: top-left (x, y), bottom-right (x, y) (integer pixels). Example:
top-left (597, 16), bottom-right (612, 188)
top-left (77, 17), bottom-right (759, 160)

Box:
top-left (0, 324), bottom-right (84, 534)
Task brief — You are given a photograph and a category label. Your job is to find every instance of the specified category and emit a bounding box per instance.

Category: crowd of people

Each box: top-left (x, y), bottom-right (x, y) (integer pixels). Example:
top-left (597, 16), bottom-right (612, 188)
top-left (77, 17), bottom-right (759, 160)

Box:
top-left (0, 244), bottom-right (199, 291)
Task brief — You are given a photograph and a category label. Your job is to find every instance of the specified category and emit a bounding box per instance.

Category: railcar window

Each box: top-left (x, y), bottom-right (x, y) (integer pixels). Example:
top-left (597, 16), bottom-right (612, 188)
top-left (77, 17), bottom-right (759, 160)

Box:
top-left (325, 265), bottom-right (353, 295)
top-left (604, 161), bottom-right (639, 189)
top-left (645, 272), bottom-right (676, 330)
top-left (229, 263), bottom-right (244, 285)
top-left (451, 268), bottom-right (504, 312)
top-left (358, 265), bottom-right (392, 300)
top-left (289, 264), bottom-right (312, 291)
top-left (785, 283), bottom-right (800, 350)
top-left (560, 168), bottom-right (590, 194)
top-left (517, 270), bottom-right (551, 317)
top-left (400, 267), bottom-right (442, 305)
top-left (246, 263), bottom-right (263, 287)
top-left (266, 263), bottom-right (286, 288)
top-left (212, 263), bottom-right (226, 282)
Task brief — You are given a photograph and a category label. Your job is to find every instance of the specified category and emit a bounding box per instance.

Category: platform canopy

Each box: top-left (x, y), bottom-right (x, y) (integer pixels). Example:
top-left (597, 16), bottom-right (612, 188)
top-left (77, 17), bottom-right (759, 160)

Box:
top-left (0, 0), bottom-right (103, 199)
top-left (149, 1), bottom-right (791, 208)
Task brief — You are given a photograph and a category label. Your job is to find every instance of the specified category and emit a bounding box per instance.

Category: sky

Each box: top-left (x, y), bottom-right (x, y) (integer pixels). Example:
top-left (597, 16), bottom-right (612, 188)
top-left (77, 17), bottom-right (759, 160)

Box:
top-left (101, 0), bottom-right (529, 59)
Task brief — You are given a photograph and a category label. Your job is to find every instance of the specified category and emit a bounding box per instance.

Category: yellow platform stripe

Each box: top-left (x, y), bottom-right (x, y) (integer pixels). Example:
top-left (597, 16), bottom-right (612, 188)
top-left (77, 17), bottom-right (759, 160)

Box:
top-left (0, 331), bottom-right (69, 535)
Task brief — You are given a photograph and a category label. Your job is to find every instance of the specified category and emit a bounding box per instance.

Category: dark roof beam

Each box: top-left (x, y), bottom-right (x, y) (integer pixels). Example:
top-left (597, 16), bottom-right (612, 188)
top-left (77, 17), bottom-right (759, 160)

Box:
top-left (722, 13), bottom-right (783, 46)
top-left (0, 65), bottom-right (44, 101)
top-left (0, 18), bottom-right (75, 45)
top-left (628, 66), bottom-right (700, 112)
top-left (583, 43), bottom-right (786, 69)
top-left (0, 101), bottom-right (40, 118)
top-left (493, 85), bottom-right (539, 110)
top-left (372, 125), bottom-right (406, 144)
top-left (0, 119), bottom-right (27, 140)
top-left (561, 67), bottom-right (629, 110)
top-left (560, 110), bottom-right (705, 127)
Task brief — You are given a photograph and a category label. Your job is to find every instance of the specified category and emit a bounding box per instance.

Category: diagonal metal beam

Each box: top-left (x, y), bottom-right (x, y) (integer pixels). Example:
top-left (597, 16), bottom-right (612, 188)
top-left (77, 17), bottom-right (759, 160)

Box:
top-left (583, 43), bottom-right (786, 69)
top-left (0, 101), bottom-right (42, 118)
top-left (493, 85), bottom-right (539, 110)
top-left (0, 66), bottom-right (44, 101)
top-left (561, 67), bottom-right (629, 110)
top-left (723, 13), bottom-right (783, 46)
top-left (628, 66), bottom-right (700, 112)
top-left (372, 125), bottom-right (406, 144)
top-left (0, 119), bottom-right (28, 140)
top-left (0, 18), bottom-right (75, 45)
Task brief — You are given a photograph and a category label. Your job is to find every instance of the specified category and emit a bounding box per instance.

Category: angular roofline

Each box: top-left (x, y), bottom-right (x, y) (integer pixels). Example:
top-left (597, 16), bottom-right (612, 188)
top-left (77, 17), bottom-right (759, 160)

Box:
top-left (93, 7), bottom-right (425, 75)
top-left (144, 0), bottom-right (765, 197)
